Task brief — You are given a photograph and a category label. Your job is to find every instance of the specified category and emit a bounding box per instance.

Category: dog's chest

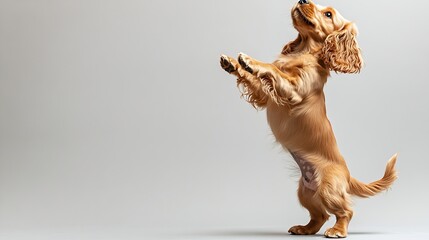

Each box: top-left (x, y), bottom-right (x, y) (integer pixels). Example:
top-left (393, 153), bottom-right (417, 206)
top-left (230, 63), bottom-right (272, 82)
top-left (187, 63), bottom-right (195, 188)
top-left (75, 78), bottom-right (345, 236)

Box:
top-left (266, 104), bottom-right (292, 142)
top-left (290, 152), bottom-right (317, 191)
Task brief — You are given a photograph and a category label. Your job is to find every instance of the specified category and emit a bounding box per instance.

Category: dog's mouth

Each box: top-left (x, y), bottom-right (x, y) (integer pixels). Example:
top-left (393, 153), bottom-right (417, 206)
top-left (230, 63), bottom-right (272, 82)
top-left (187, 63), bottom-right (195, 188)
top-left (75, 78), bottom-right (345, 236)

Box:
top-left (295, 9), bottom-right (315, 27)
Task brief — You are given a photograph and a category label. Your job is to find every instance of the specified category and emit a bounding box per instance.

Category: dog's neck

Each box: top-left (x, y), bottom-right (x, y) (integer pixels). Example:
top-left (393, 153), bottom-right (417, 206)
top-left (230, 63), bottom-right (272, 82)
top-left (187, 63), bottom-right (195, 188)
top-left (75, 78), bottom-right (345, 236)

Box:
top-left (294, 35), bottom-right (323, 55)
top-left (295, 36), bottom-right (331, 73)
top-left (290, 152), bottom-right (317, 191)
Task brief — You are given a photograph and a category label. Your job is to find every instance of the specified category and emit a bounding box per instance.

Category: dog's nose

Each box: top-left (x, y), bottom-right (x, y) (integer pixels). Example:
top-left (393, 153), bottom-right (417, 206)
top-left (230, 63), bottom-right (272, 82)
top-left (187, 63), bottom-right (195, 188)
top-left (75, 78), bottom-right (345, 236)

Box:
top-left (299, 0), bottom-right (309, 4)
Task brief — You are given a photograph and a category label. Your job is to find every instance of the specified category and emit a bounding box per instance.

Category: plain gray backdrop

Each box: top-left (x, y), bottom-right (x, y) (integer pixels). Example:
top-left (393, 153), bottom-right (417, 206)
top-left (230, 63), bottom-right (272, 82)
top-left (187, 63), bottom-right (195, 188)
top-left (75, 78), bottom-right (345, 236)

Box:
top-left (1, 0), bottom-right (428, 239)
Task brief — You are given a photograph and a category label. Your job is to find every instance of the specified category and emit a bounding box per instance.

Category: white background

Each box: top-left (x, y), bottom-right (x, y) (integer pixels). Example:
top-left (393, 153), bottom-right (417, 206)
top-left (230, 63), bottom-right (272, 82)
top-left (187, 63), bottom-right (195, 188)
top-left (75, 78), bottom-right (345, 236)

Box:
top-left (1, 0), bottom-right (428, 239)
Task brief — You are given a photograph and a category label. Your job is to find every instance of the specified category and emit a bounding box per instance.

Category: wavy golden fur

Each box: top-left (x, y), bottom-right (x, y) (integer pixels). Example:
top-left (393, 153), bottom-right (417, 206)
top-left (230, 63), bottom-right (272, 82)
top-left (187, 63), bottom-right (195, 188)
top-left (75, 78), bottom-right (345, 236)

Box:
top-left (220, 0), bottom-right (397, 238)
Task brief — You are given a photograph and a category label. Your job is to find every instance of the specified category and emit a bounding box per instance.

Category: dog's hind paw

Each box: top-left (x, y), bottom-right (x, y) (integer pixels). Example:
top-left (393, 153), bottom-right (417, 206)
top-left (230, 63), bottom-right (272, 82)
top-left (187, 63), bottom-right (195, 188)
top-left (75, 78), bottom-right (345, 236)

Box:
top-left (324, 227), bottom-right (347, 238)
top-left (288, 225), bottom-right (318, 235)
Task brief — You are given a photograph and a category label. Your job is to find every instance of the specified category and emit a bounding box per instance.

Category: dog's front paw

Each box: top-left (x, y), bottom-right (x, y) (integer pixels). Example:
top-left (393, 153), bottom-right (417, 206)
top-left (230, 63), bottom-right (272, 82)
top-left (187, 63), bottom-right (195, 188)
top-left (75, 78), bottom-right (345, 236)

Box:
top-left (238, 52), bottom-right (254, 74)
top-left (220, 55), bottom-right (237, 73)
top-left (324, 227), bottom-right (347, 238)
top-left (288, 225), bottom-right (318, 235)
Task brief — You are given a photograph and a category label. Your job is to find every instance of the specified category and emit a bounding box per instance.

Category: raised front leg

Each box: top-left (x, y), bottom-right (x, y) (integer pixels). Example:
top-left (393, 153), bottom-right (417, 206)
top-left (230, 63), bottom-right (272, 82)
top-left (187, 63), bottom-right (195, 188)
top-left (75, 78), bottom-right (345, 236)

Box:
top-left (237, 53), bottom-right (303, 105)
top-left (220, 55), bottom-right (268, 108)
top-left (220, 53), bottom-right (303, 107)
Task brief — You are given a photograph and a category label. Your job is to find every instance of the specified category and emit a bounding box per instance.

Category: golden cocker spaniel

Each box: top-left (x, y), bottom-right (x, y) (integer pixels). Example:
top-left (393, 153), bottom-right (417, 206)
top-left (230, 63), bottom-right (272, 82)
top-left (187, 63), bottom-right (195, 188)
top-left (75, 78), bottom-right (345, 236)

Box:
top-left (220, 0), bottom-right (397, 238)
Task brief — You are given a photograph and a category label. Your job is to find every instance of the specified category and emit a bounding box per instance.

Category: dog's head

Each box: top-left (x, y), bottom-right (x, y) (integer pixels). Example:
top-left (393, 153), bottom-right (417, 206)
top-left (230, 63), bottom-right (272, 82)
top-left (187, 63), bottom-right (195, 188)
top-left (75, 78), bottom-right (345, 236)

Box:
top-left (284, 0), bottom-right (362, 73)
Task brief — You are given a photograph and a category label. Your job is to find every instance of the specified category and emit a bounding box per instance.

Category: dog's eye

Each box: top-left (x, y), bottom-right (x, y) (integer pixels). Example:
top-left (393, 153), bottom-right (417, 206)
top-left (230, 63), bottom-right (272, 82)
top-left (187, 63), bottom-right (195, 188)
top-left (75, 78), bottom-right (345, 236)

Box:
top-left (325, 12), bottom-right (332, 18)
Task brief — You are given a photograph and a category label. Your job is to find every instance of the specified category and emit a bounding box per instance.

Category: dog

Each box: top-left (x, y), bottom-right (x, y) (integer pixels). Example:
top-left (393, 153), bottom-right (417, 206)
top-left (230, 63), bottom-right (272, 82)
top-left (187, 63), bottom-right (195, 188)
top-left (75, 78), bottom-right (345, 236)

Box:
top-left (220, 0), bottom-right (397, 238)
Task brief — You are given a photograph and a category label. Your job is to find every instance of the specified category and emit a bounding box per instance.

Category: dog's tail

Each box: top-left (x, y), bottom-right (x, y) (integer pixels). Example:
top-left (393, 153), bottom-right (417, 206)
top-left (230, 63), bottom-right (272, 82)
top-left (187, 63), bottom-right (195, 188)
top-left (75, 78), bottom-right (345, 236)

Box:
top-left (348, 154), bottom-right (398, 198)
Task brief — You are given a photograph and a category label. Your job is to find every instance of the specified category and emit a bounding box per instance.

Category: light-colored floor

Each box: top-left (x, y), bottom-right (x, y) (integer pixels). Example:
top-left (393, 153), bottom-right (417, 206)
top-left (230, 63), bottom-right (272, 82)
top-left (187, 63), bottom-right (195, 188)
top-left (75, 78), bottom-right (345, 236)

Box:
top-left (168, 229), bottom-right (429, 240)
top-left (3, 228), bottom-right (427, 240)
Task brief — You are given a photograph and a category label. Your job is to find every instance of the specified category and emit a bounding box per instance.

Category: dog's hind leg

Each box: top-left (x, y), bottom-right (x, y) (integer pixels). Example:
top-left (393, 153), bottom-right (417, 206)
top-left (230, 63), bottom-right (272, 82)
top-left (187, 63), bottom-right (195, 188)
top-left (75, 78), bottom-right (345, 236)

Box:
top-left (318, 172), bottom-right (353, 238)
top-left (289, 181), bottom-right (329, 235)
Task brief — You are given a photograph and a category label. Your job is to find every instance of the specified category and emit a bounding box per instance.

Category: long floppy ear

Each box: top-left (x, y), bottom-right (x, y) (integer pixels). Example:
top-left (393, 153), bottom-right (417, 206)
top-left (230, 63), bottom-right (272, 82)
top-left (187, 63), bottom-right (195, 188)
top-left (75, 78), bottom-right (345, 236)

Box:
top-left (322, 23), bottom-right (363, 73)
top-left (282, 34), bottom-right (302, 55)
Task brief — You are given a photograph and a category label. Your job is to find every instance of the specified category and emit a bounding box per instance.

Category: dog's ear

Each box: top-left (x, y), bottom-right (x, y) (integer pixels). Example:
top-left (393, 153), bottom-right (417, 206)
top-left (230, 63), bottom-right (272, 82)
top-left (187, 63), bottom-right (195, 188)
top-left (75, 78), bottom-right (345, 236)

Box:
top-left (322, 23), bottom-right (363, 73)
top-left (282, 34), bottom-right (302, 55)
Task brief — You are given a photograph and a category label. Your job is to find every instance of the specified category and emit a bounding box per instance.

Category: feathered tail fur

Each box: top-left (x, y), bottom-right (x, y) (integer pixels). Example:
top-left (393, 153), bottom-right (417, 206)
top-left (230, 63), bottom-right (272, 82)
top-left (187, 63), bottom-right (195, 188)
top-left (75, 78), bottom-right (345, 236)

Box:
top-left (348, 154), bottom-right (398, 198)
